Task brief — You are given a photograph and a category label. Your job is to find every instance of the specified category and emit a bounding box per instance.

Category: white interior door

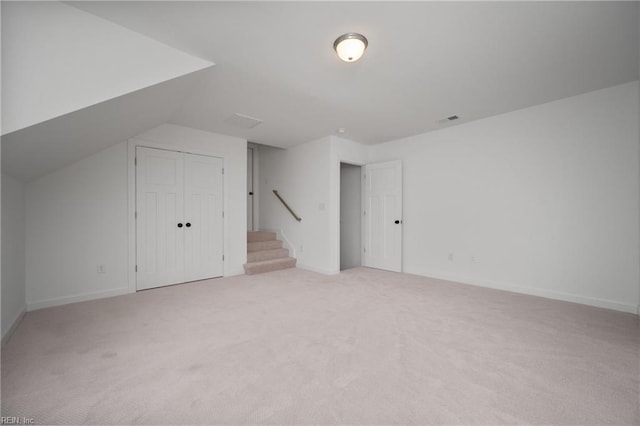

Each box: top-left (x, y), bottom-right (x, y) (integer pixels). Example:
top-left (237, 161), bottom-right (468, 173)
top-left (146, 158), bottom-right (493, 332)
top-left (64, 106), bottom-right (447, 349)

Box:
top-left (247, 147), bottom-right (254, 231)
top-left (136, 147), bottom-right (185, 290)
top-left (184, 153), bottom-right (224, 282)
top-left (362, 160), bottom-right (402, 272)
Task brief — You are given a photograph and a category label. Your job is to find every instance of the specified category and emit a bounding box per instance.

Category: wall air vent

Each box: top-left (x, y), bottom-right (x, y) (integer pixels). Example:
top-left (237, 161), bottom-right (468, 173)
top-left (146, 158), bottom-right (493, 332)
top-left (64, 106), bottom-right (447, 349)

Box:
top-left (224, 113), bottom-right (263, 129)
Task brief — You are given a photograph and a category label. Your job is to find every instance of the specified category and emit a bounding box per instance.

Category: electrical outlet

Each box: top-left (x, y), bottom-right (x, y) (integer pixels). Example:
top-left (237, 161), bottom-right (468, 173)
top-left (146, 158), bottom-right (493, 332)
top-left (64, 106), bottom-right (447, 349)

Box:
top-left (448, 253), bottom-right (454, 262)
top-left (97, 264), bottom-right (106, 274)
top-left (471, 255), bottom-right (476, 263)
top-left (300, 244), bottom-right (304, 253)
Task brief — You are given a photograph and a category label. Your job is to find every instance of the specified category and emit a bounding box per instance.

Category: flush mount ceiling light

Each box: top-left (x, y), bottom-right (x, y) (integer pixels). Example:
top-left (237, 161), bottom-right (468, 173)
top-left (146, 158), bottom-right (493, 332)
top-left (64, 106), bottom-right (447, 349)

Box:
top-left (333, 33), bottom-right (368, 62)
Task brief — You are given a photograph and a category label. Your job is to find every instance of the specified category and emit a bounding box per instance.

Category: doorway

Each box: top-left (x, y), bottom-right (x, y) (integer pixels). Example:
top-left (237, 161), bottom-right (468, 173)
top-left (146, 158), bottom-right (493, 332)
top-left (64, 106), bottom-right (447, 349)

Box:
top-left (340, 163), bottom-right (362, 270)
top-left (247, 146), bottom-right (254, 231)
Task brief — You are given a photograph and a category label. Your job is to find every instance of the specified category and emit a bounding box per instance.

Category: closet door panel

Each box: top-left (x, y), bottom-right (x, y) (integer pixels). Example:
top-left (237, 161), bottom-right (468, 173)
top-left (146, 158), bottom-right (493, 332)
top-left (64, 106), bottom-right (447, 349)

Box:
top-left (136, 147), bottom-right (185, 290)
top-left (184, 153), bottom-right (224, 281)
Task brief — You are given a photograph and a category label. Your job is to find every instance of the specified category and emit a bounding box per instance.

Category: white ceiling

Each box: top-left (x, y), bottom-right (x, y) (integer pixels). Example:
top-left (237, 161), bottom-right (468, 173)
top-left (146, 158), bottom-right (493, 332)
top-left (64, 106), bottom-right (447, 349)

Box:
top-left (1, 0), bottom-right (213, 135)
top-left (2, 1), bottom-right (638, 182)
top-left (68, 1), bottom-right (639, 147)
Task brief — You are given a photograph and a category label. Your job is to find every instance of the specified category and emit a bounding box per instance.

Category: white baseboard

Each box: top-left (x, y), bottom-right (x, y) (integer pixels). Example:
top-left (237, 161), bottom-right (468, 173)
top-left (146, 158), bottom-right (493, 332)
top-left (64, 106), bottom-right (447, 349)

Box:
top-left (297, 263), bottom-right (339, 275)
top-left (418, 270), bottom-right (637, 314)
top-left (2, 307), bottom-right (26, 347)
top-left (27, 287), bottom-right (130, 311)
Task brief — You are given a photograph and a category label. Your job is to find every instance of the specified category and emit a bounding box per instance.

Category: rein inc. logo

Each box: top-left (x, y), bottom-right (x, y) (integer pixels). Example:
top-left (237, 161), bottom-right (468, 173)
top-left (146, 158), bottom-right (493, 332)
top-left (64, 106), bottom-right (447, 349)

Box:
top-left (1, 418), bottom-right (34, 425)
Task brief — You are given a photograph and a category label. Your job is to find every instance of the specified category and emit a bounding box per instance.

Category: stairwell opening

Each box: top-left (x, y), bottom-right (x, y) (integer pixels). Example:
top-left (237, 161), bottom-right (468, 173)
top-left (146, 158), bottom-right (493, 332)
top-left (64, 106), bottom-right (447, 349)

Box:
top-left (245, 231), bottom-right (296, 275)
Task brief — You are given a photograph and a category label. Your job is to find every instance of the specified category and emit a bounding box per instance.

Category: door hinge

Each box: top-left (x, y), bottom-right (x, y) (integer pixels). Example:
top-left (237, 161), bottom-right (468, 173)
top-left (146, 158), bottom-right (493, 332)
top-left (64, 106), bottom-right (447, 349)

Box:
top-left (222, 168), bottom-right (224, 175)
top-left (222, 211), bottom-right (224, 218)
top-left (135, 265), bottom-right (138, 272)
top-left (134, 157), bottom-right (137, 166)
top-left (222, 254), bottom-right (225, 261)
top-left (364, 247), bottom-right (366, 253)
top-left (363, 210), bottom-right (366, 216)
top-left (135, 211), bottom-right (137, 219)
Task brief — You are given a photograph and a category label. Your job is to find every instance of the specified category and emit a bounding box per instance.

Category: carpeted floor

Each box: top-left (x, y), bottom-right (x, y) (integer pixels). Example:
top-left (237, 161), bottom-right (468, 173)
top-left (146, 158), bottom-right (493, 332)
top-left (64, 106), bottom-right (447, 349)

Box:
top-left (2, 267), bottom-right (639, 425)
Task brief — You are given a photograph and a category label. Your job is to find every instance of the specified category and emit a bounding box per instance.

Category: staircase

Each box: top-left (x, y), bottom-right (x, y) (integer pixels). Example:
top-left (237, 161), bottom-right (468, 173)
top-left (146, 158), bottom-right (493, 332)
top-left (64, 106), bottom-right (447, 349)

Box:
top-left (244, 231), bottom-right (296, 275)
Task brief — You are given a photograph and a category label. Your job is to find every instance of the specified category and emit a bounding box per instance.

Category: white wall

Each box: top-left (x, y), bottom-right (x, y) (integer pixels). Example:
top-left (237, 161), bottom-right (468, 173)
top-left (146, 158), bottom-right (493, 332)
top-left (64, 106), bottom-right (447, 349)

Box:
top-left (340, 164), bottom-right (362, 270)
top-left (259, 135), bottom-right (369, 274)
top-left (2, 174), bottom-right (26, 338)
top-left (25, 123), bottom-right (246, 310)
top-left (1, 1), bottom-right (212, 134)
top-left (133, 124), bottom-right (247, 277)
top-left (21, 81), bottom-right (638, 313)
top-left (0, 4), bottom-right (3, 344)
top-left (26, 143), bottom-right (129, 310)
top-left (369, 81), bottom-right (640, 313)
top-left (259, 137), bottom-right (333, 273)
top-left (255, 82), bottom-right (640, 313)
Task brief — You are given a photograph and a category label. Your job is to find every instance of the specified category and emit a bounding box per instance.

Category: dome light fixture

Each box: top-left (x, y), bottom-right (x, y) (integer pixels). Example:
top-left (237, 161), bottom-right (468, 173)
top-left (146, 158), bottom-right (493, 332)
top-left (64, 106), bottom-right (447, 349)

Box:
top-left (333, 33), bottom-right (368, 63)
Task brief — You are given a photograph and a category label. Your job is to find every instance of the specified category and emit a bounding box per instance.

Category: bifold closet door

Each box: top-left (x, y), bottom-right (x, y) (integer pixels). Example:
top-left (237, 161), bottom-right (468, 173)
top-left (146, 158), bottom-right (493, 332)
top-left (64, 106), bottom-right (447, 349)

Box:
top-left (184, 153), bottom-right (223, 282)
top-left (136, 147), bottom-right (185, 290)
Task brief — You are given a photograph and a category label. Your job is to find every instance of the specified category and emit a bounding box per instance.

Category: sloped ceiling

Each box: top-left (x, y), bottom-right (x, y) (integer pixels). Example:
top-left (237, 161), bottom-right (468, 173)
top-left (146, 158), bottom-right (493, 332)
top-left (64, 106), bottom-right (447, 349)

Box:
top-left (1, 69), bottom-right (211, 182)
top-left (2, 1), bottom-right (638, 182)
top-left (1, 1), bottom-right (213, 135)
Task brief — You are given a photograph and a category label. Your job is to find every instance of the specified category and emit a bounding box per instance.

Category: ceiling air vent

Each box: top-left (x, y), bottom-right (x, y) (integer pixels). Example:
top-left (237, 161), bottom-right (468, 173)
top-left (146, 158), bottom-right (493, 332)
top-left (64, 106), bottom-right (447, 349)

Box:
top-left (436, 115), bottom-right (460, 125)
top-left (224, 113), bottom-right (263, 129)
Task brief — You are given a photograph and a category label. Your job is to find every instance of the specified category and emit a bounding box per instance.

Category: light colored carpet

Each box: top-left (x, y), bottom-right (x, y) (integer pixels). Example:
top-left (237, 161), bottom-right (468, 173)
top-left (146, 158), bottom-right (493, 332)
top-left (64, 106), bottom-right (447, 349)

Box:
top-left (2, 267), bottom-right (639, 425)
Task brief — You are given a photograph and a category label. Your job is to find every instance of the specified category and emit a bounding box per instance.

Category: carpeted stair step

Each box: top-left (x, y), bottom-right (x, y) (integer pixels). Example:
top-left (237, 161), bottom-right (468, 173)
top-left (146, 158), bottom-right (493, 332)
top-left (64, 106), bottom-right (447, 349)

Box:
top-left (248, 239), bottom-right (282, 252)
top-left (247, 247), bottom-right (289, 263)
top-left (244, 257), bottom-right (296, 275)
top-left (247, 231), bottom-right (277, 242)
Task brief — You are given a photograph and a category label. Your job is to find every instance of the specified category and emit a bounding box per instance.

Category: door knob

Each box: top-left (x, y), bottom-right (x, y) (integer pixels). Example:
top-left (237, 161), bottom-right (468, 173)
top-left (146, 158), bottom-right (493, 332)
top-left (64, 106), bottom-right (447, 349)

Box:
top-left (186, 223), bottom-right (191, 228)
top-left (249, 192), bottom-right (253, 195)
top-left (394, 220), bottom-right (401, 224)
top-left (177, 223), bottom-right (183, 228)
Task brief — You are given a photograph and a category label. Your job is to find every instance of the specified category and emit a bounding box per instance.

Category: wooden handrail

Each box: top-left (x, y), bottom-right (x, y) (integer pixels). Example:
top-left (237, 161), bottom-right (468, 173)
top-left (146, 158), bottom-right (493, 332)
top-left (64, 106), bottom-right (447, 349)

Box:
top-left (272, 190), bottom-right (302, 222)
